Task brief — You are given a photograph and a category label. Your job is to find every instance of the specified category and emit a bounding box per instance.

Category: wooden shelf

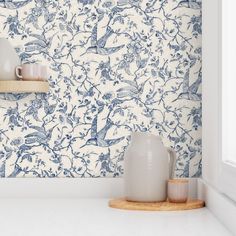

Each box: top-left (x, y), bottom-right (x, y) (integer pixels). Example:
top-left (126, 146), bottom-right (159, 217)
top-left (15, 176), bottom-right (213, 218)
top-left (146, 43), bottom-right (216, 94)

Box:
top-left (0, 80), bottom-right (49, 93)
top-left (109, 198), bottom-right (205, 211)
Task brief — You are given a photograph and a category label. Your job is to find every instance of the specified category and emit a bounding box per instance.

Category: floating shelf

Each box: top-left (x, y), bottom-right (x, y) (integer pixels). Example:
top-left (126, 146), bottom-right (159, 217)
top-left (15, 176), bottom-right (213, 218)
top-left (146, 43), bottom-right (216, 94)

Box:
top-left (0, 80), bottom-right (49, 93)
top-left (109, 198), bottom-right (205, 211)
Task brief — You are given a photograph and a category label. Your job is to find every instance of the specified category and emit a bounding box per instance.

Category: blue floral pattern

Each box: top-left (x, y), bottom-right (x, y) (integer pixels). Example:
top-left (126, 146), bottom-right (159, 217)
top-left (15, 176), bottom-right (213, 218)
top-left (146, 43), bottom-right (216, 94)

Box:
top-left (0, 0), bottom-right (202, 177)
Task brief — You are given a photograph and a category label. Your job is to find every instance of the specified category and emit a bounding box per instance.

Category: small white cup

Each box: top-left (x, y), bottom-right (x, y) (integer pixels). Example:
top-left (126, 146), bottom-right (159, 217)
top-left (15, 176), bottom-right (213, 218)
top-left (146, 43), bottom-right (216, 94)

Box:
top-left (39, 65), bottom-right (47, 81)
top-left (168, 179), bottom-right (189, 203)
top-left (16, 64), bottom-right (47, 81)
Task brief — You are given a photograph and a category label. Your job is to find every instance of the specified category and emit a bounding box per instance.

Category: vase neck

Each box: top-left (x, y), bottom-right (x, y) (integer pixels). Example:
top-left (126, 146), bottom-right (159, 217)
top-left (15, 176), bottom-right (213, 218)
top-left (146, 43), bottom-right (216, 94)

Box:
top-left (131, 132), bottom-right (161, 144)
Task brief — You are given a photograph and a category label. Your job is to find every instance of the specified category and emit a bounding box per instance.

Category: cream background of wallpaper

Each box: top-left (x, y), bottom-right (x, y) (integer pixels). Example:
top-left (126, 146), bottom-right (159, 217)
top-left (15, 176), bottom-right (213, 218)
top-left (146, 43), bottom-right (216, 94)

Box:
top-left (0, 0), bottom-right (202, 178)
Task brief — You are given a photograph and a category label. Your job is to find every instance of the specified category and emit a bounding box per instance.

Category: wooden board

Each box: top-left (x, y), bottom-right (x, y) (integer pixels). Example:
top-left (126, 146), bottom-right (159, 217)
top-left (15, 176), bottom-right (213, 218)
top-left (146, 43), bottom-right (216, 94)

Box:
top-left (0, 80), bottom-right (49, 93)
top-left (109, 198), bottom-right (205, 211)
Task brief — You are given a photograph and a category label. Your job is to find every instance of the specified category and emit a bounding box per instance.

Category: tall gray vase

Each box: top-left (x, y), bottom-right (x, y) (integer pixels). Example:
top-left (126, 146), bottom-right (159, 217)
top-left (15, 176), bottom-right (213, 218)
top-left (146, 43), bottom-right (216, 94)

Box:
top-left (124, 132), bottom-right (176, 202)
top-left (0, 38), bottom-right (20, 80)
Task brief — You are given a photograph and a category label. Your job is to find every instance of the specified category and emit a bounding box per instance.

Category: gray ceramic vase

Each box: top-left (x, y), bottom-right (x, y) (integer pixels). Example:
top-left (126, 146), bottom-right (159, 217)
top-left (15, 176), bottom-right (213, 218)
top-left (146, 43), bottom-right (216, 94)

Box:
top-left (124, 132), bottom-right (176, 202)
top-left (0, 38), bottom-right (20, 80)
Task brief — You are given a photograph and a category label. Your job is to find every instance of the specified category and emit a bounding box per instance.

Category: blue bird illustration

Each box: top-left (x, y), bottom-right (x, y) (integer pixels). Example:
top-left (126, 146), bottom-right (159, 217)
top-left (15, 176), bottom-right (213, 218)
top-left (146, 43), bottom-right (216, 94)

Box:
top-left (82, 24), bottom-right (125, 56)
top-left (0, 162), bottom-right (5, 177)
top-left (8, 164), bottom-right (22, 178)
top-left (25, 125), bottom-right (58, 144)
top-left (172, 0), bottom-right (201, 10)
top-left (173, 69), bottom-right (202, 102)
top-left (25, 33), bottom-right (53, 52)
top-left (81, 116), bottom-right (124, 148)
top-left (0, 93), bottom-right (30, 101)
top-left (117, 0), bottom-right (140, 6)
top-left (116, 80), bottom-right (144, 99)
top-left (0, 0), bottom-right (32, 9)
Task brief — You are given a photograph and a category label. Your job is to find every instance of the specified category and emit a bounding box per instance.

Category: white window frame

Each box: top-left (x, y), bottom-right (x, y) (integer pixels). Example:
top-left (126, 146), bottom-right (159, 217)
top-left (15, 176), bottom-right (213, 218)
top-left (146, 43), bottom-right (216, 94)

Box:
top-left (203, 0), bottom-right (236, 202)
top-left (219, 0), bottom-right (236, 201)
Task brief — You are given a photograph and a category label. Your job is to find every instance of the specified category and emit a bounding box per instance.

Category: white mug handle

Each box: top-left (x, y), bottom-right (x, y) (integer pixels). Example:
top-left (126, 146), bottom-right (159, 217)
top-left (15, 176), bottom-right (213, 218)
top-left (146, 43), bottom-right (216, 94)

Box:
top-left (15, 66), bottom-right (23, 79)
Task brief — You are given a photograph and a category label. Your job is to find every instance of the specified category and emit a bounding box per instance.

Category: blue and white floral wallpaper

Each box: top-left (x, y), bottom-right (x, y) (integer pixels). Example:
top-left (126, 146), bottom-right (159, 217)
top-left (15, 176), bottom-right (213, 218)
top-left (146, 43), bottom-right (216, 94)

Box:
top-left (0, 0), bottom-right (202, 178)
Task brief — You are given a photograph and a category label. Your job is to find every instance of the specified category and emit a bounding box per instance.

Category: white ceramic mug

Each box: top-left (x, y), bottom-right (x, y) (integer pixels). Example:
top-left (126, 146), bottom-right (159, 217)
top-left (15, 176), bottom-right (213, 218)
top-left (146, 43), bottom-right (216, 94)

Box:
top-left (16, 64), bottom-right (47, 81)
top-left (39, 65), bottom-right (47, 81)
top-left (168, 179), bottom-right (189, 203)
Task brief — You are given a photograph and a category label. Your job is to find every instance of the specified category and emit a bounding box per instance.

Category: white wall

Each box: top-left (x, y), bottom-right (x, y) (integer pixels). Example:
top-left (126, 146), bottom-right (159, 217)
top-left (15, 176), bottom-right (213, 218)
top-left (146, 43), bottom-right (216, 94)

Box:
top-left (0, 178), bottom-right (198, 198)
top-left (202, 3), bottom-right (236, 234)
top-left (202, 0), bottom-right (221, 188)
top-left (0, 178), bottom-right (124, 198)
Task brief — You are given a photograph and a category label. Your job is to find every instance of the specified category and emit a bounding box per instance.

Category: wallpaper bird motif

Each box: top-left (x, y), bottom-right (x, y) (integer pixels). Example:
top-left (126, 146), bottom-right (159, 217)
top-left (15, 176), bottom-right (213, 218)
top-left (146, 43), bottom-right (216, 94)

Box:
top-left (0, 0), bottom-right (202, 178)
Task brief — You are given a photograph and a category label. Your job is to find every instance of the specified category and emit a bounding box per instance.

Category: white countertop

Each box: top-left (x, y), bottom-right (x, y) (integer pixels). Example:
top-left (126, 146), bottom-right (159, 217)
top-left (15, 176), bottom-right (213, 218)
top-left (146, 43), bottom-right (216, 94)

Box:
top-left (0, 198), bottom-right (232, 236)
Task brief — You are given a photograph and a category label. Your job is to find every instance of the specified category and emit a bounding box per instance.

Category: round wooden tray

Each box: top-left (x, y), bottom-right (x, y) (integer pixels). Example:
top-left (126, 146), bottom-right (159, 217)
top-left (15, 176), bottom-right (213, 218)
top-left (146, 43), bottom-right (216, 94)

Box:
top-left (0, 80), bottom-right (49, 93)
top-left (109, 198), bottom-right (205, 211)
